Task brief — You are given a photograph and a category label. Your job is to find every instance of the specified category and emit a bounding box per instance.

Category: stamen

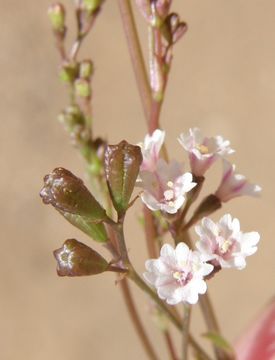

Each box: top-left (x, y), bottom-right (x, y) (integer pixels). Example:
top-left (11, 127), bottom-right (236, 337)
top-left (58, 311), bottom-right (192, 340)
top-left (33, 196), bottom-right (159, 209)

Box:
top-left (173, 271), bottom-right (182, 281)
top-left (167, 181), bottom-right (174, 188)
top-left (220, 239), bottom-right (232, 254)
top-left (164, 189), bottom-right (174, 201)
top-left (196, 144), bottom-right (209, 154)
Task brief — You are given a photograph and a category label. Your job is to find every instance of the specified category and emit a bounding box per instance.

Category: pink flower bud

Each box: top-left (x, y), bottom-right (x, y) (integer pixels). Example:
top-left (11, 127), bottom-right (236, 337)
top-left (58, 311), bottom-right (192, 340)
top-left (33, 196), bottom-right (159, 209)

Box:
top-left (215, 160), bottom-right (262, 202)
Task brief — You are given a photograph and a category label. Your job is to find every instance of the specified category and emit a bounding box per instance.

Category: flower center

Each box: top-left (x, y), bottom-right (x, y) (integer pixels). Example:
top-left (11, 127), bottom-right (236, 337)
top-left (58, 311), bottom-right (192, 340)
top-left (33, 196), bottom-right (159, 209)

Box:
top-left (58, 245), bottom-right (73, 268)
top-left (172, 270), bottom-right (192, 286)
top-left (196, 144), bottom-right (209, 154)
top-left (220, 239), bottom-right (232, 254)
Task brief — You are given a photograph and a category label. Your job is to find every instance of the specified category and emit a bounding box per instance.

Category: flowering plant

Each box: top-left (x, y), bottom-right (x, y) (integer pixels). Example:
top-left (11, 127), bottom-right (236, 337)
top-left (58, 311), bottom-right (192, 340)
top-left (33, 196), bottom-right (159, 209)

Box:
top-left (41, 1), bottom-right (272, 359)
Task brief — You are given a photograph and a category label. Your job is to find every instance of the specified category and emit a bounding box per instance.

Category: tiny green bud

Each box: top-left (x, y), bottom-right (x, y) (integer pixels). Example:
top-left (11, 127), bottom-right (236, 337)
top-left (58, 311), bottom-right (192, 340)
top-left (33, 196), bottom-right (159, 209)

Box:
top-left (79, 60), bottom-right (94, 79)
top-left (59, 63), bottom-right (78, 83)
top-left (74, 79), bottom-right (91, 98)
top-left (83, 0), bottom-right (103, 13)
top-left (53, 239), bottom-right (109, 276)
top-left (58, 105), bottom-right (85, 131)
top-left (48, 3), bottom-right (66, 32)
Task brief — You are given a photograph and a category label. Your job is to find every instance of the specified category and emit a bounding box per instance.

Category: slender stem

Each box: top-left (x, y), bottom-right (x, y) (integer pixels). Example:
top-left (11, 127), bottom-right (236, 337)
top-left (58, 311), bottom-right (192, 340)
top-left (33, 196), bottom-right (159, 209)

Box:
top-left (108, 265), bottom-right (128, 273)
top-left (200, 294), bottom-right (232, 360)
top-left (120, 278), bottom-right (159, 360)
top-left (129, 268), bottom-right (213, 360)
top-left (182, 304), bottom-right (191, 360)
top-left (199, 294), bottom-right (220, 335)
top-left (164, 331), bottom-right (179, 360)
top-left (148, 24), bottom-right (165, 133)
top-left (111, 217), bottom-right (130, 265)
top-left (55, 35), bottom-right (67, 62)
top-left (108, 226), bottom-right (159, 360)
top-left (70, 18), bottom-right (96, 61)
top-left (118, 0), bottom-right (152, 125)
top-left (143, 206), bottom-right (159, 258)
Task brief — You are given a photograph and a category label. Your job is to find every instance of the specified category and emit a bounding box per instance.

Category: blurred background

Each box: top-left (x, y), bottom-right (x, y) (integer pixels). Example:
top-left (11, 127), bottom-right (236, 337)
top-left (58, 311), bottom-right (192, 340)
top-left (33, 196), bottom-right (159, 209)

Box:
top-left (1, 1), bottom-right (274, 359)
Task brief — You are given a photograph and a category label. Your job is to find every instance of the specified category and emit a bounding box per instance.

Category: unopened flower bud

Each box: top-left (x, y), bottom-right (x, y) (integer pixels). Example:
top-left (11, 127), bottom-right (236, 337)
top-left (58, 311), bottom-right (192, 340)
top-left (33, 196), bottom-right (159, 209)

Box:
top-left (172, 22), bottom-right (188, 43)
top-left (54, 239), bottom-right (109, 276)
top-left (215, 160), bottom-right (261, 202)
top-left (59, 63), bottom-right (78, 83)
top-left (155, 0), bottom-right (172, 19)
top-left (48, 3), bottom-right (66, 33)
top-left (58, 105), bottom-right (85, 131)
top-left (83, 0), bottom-right (103, 14)
top-left (105, 141), bottom-right (142, 215)
top-left (79, 60), bottom-right (94, 79)
top-left (192, 194), bottom-right (222, 222)
top-left (40, 167), bottom-right (107, 222)
top-left (74, 78), bottom-right (91, 98)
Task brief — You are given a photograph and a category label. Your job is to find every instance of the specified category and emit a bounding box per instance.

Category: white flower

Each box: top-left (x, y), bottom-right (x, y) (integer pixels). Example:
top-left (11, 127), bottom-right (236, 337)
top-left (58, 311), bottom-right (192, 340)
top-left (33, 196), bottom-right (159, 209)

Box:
top-left (215, 159), bottom-right (262, 202)
top-left (144, 243), bottom-right (214, 305)
top-left (138, 129), bottom-right (165, 171)
top-left (178, 128), bottom-right (234, 176)
top-left (139, 159), bottom-right (196, 214)
top-left (195, 214), bottom-right (260, 270)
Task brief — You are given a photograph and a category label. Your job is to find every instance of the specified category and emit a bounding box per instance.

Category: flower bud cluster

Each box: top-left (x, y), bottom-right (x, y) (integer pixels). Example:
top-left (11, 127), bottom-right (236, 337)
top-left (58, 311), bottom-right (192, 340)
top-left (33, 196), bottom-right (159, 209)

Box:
top-left (41, 141), bottom-right (143, 275)
top-left (136, 2), bottom-right (187, 59)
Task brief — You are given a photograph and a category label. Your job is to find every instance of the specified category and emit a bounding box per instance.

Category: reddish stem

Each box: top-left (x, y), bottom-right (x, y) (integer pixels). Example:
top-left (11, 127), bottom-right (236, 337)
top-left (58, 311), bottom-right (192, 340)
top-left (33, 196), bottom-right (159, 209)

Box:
top-left (120, 278), bottom-right (159, 360)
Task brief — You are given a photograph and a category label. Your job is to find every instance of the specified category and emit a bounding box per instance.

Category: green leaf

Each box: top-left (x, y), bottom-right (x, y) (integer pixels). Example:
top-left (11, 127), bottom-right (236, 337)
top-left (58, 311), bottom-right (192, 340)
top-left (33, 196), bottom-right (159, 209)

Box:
top-left (61, 212), bottom-right (108, 243)
top-left (105, 140), bottom-right (142, 215)
top-left (202, 332), bottom-right (234, 354)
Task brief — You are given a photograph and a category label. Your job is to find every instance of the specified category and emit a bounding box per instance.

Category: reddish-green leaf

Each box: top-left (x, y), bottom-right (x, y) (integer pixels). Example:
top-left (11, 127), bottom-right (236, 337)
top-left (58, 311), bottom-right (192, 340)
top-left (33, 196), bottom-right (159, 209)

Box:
top-left (61, 212), bottom-right (108, 243)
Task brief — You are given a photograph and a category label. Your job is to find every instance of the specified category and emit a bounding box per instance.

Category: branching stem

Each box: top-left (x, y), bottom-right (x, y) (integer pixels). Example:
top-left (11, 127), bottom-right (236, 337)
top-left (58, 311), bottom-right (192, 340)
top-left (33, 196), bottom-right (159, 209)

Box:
top-left (120, 278), bottom-right (159, 360)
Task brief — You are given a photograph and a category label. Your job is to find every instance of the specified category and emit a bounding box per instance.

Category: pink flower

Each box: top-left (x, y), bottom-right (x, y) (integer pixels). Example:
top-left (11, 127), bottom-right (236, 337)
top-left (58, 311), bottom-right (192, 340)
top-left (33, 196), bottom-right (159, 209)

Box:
top-left (144, 243), bottom-right (214, 305)
top-left (138, 159), bottom-right (196, 214)
top-left (195, 214), bottom-right (260, 269)
top-left (215, 159), bottom-right (262, 202)
top-left (138, 129), bottom-right (165, 172)
top-left (178, 128), bottom-right (234, 176)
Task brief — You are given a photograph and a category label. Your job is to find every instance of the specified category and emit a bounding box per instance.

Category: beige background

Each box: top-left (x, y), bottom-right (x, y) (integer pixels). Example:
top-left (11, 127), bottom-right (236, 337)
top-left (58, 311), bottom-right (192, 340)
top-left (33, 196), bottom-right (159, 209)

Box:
top-left (1, 1), bottom-right (274, 359)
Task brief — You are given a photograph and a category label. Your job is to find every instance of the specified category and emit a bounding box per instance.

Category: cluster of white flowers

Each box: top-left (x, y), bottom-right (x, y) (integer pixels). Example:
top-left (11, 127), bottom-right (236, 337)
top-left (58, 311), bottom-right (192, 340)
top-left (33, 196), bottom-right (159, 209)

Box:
top-left (138, 128), bottom-right (261, 305)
